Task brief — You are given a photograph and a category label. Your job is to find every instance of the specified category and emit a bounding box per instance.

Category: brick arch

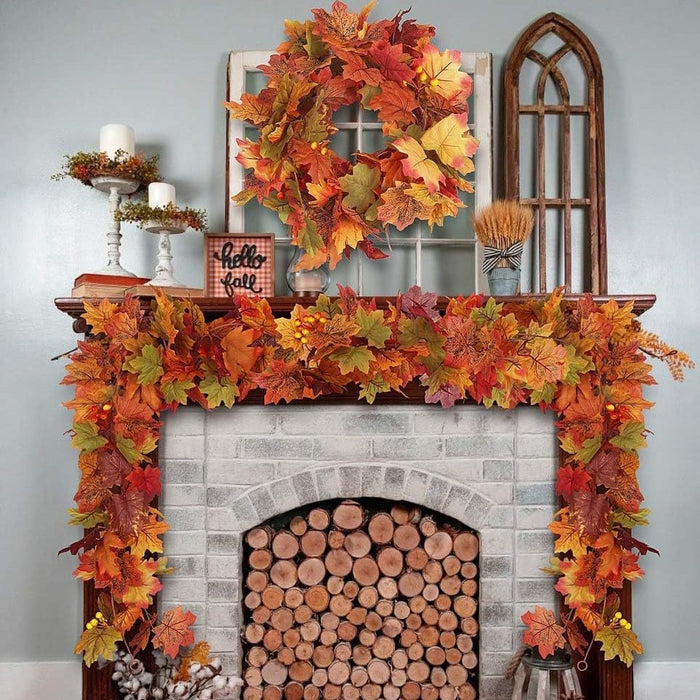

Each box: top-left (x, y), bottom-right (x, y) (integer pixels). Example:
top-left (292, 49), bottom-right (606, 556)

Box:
top-left (228, 462), bottom-right (497, 535)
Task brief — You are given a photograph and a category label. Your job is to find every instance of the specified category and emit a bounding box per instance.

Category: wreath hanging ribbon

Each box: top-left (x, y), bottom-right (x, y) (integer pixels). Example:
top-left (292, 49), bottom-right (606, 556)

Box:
top-left (482, 241), bottom-right (524, 273)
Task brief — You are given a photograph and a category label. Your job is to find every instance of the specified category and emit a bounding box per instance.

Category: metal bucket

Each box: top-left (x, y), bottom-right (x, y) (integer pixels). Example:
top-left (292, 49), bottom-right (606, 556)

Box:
top-left (487, 267), bottom-right (520, 295)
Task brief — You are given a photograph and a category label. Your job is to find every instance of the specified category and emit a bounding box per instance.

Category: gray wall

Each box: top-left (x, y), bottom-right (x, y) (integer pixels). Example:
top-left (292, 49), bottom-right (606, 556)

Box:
top-left (1, 0), bottom-right (698, 665)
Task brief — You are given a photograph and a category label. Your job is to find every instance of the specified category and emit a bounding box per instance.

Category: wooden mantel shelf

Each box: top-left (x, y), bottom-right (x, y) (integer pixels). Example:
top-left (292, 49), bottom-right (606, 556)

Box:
top-left (55, 292), bottom-right (656, 327)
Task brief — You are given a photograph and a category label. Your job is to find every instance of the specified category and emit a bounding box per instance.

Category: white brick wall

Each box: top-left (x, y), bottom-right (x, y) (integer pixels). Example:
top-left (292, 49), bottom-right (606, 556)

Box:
top-left (159, 404), bottom-right (559, 700)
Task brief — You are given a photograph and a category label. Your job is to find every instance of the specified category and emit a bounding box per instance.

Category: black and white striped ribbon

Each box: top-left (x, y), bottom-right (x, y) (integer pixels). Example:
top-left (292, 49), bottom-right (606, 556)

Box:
top-left (482, 242), bottom-right (524, 274)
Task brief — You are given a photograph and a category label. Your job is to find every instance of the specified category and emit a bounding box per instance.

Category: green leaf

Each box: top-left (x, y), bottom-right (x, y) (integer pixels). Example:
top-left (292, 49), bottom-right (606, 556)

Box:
top-left (339, 164), bottom-right (380, 214)
top-left (329, 346), bottom-right (373, 375)
top-left (560, 433), bottom-right (602, 464)
top-left (200, 374), bottom-right (239, 409)
top-left (161, 379), bottom-right (195, 406)
top-left (67, 508), bottom-right (108, 528)
top-left (563, 344), bottom-right (594, 384)
top-left (610, 421), bottom-right (647, 453)
top-left (297, 218), bottom-right (324, 255)
top-left (359, 378), bottom-right (390, 404)
top-left (398, 318), bottom-right (445, 361)
top-left (355, 307), bottom-right (391, 348)
top-left (471, 297), bottom-right (503, 327)
top-left (612, 507), bottom-right (650, 528)
top-left (115, 433), bottom-right (157, 465)
top-left (305, 22), bottom-right (326, 57)
top-left (124, 344), bottom-right (164, 386)
top-left (71, 422), bottom-right (108, 453)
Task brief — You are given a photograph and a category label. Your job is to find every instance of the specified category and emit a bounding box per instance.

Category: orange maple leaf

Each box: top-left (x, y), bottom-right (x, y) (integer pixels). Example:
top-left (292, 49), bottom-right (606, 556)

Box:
top-left (152, 606), bottom-right (197, 658)
top-left (377, 185), bottom-right (431, 231)
top-left (521, 606), bottom-right (566, 658)
top-left (221, 327), bottom-right (263, 382)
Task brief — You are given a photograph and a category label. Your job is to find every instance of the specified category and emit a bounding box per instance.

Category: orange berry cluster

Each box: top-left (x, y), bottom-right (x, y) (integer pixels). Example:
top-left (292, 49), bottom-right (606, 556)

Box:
top-left (88, 402), bottom-right (112, 422)
top-left (310, 141), bottom-right (329, 156)
top-left (293, 312), bottom-right (327, 345)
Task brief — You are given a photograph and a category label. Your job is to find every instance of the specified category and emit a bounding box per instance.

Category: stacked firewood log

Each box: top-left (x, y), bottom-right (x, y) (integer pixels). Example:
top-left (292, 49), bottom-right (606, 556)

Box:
top-left (242, 501), bottom-right (479, 700)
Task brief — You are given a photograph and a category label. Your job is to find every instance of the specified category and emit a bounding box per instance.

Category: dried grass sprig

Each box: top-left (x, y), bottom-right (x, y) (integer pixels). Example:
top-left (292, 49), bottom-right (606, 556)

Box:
top-left (473, 199), bottom-right (535, 249)
top-left (638, 330), bottom-right (695, 382)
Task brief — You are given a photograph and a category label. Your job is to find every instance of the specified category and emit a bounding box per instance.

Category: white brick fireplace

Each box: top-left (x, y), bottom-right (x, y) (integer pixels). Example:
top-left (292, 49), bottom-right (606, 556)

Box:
top-left (159, 404), bottom-right (560, 699)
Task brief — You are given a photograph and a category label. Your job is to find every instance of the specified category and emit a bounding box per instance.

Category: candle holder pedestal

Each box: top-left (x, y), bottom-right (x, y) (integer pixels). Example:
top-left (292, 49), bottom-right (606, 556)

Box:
top-left (145, 221), bottom-right (187, 287)
top-left (90, 175), bottom-right (140, 277)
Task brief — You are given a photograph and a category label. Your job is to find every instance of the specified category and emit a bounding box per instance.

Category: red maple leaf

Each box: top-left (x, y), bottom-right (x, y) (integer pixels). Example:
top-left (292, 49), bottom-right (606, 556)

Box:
top-left (556, 464), bottom-right (592, 500)
top-left (152, 606), bottom-right (196, 658)
top-left (369, 41), bottom-right (414, 83)
top-left (125, 465), bottom-right (162, 500)
top-left (522, 606), bottom-right (566, 658)
top-left (399, 285), bottom-right (440, 322)
top-left (570, 489), bottom-right (611, 539)
top-left (255, 360), bottom-right (307, 404)
top-left (109, 490), bottom-right (147, 538)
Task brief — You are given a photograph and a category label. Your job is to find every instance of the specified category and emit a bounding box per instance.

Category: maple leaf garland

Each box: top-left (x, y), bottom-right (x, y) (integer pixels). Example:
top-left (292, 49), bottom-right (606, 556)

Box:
top-left (62, 289), bottom-right (690, 669)
top-left (226, 1), bottom-right (479, 269)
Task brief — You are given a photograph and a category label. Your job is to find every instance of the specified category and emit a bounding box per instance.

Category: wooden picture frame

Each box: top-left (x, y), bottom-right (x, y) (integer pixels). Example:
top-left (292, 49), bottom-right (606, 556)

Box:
top-left (204, 233), bottom-right (275, 298)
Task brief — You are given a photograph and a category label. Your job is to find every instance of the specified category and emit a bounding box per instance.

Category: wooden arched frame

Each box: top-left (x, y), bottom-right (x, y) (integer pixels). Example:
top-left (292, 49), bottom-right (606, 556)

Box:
top-left (505, 13), bottom-right (608, 294)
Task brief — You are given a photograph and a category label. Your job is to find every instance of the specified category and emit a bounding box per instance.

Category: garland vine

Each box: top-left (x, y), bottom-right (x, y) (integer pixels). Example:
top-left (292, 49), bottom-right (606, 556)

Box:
top-left (61, 288), bottom-right (692, 673)
top-left (53, 150), bottom-right (160, 189)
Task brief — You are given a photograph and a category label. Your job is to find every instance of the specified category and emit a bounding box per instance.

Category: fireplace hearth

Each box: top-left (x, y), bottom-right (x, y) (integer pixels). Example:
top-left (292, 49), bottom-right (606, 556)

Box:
top-left (159, 403), bottom-right (559, 700)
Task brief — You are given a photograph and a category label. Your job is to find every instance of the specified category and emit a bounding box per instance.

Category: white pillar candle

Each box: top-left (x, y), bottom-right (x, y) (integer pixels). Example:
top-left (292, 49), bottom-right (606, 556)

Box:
top-left (148, 182), bottom-right (176, 208)
top-left (99, 124), bottom-right (135, 159)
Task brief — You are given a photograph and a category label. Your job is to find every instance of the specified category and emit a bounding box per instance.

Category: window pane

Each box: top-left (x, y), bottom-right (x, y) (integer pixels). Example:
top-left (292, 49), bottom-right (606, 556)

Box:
top-left (245, 70), bottom-right (267, 94)
top-left (334, 104), bottom-right (359, 123)
top-left (421, 245), bottom-right (476, 296)
top-left (361, 246), bottom-right (416, 295)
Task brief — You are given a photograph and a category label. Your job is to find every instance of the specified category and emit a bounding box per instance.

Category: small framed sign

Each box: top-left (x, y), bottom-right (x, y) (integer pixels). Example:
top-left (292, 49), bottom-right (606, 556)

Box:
top-left (204, 233), bottom-right (275, 298)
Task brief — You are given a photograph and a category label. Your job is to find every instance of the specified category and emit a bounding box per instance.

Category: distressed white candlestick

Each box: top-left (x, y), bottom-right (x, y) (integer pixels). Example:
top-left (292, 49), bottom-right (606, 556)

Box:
top-left (145, 221), bottom-right (186, 287)
top-left (90, 175), bottom-right (140, 276)
top-left (99, 124), bottom-right (134, 159)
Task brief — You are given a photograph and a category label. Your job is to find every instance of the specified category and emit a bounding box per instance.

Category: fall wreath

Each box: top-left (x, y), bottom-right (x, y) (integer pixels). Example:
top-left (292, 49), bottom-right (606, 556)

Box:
top-left (227, 1), bottom-right (479, 269)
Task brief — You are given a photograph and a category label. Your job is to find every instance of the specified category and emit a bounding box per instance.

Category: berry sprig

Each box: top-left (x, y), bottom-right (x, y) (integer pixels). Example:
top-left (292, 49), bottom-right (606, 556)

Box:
top-left (613, 611), bottom-right (633, 631)
top-left (85, 611), bottom-right (106, 630)
top-left (293, 312), bottom-right (328, 345)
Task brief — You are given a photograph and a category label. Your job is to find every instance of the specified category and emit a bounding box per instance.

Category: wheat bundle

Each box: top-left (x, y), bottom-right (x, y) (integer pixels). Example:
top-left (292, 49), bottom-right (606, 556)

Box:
top-left (473, 200), bottom-right (534, 249)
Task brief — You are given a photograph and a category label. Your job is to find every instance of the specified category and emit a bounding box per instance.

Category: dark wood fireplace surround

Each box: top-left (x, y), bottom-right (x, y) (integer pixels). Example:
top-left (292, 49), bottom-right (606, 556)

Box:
top-left (57, 292), bottom-right (656, 700)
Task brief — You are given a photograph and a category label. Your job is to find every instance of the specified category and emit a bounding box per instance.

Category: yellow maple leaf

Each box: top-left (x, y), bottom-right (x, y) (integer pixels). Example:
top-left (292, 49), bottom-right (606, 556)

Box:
top-left (330, 213), bottom-right (366, 265)
top-left (549, 510), bottom-right (589, 559)
top-left (421, 113), bottom-right (479, 175)
top-left (419, 45), bottom-right (473, 101)
top-left (74, 624), bottom-right (122, 666)
top-left (405, 183), bottom-right (462, 229)
top-left (129, 510), bottom-right (169, 559)
top-left (82, 298), bottom-right (118, 336)
top-left (595, 624), bottom-right (643, 667)
top-left (392, 136), bottom-right (445, 193)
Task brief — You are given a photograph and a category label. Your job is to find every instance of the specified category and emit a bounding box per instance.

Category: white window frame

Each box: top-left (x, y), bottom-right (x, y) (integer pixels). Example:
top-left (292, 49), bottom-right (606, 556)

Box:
top-left (226, 50), bottom-right (492, 295)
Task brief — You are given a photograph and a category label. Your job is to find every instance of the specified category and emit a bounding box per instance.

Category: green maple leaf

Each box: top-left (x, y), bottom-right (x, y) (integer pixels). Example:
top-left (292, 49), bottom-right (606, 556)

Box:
top-left (71, 422), bottom-right (108, 453)
top-left (595, 625), bottom-right (643, 667)
top-left (339, 164), bottom-right (380, 214)
top-left (116, 433), bottom-right (157, 464)
top-left (124, 344), bottom-right (164, 385)
top-left (161, 379), bottom-right (195, 406)
top-left (563, 344), bottom-right (594, 384)
top-left (471, 297), bottom-right (503, 327)
top-left (75, 624), bottom-right (122, 666)
top-left (398, 317), bottom-right (445, 361)
top-left (359, 378), bottom-right (390, 404)
top-left (529, 384), bottom-right (557, 405)
top-left (200, 374), bottom-right (239, 409)
top-left (301, 96), bottom-right (330, 143)
top-left (612, 507), bottom-right (650, 528)
top-left (67, 508), bottom-right (108, 528)
top-left (297, 218), bottom-right (323, 255)
top-left (560, 433), bottom-right (602, 464)
top-left (610, 421), bottom-right (647, 453)
top-left (304, 22), bottom-right (326, 57)
top-left (355, 307), bottom-right (391, 348)
top-left (329, 346), bottom-right (373, 375)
